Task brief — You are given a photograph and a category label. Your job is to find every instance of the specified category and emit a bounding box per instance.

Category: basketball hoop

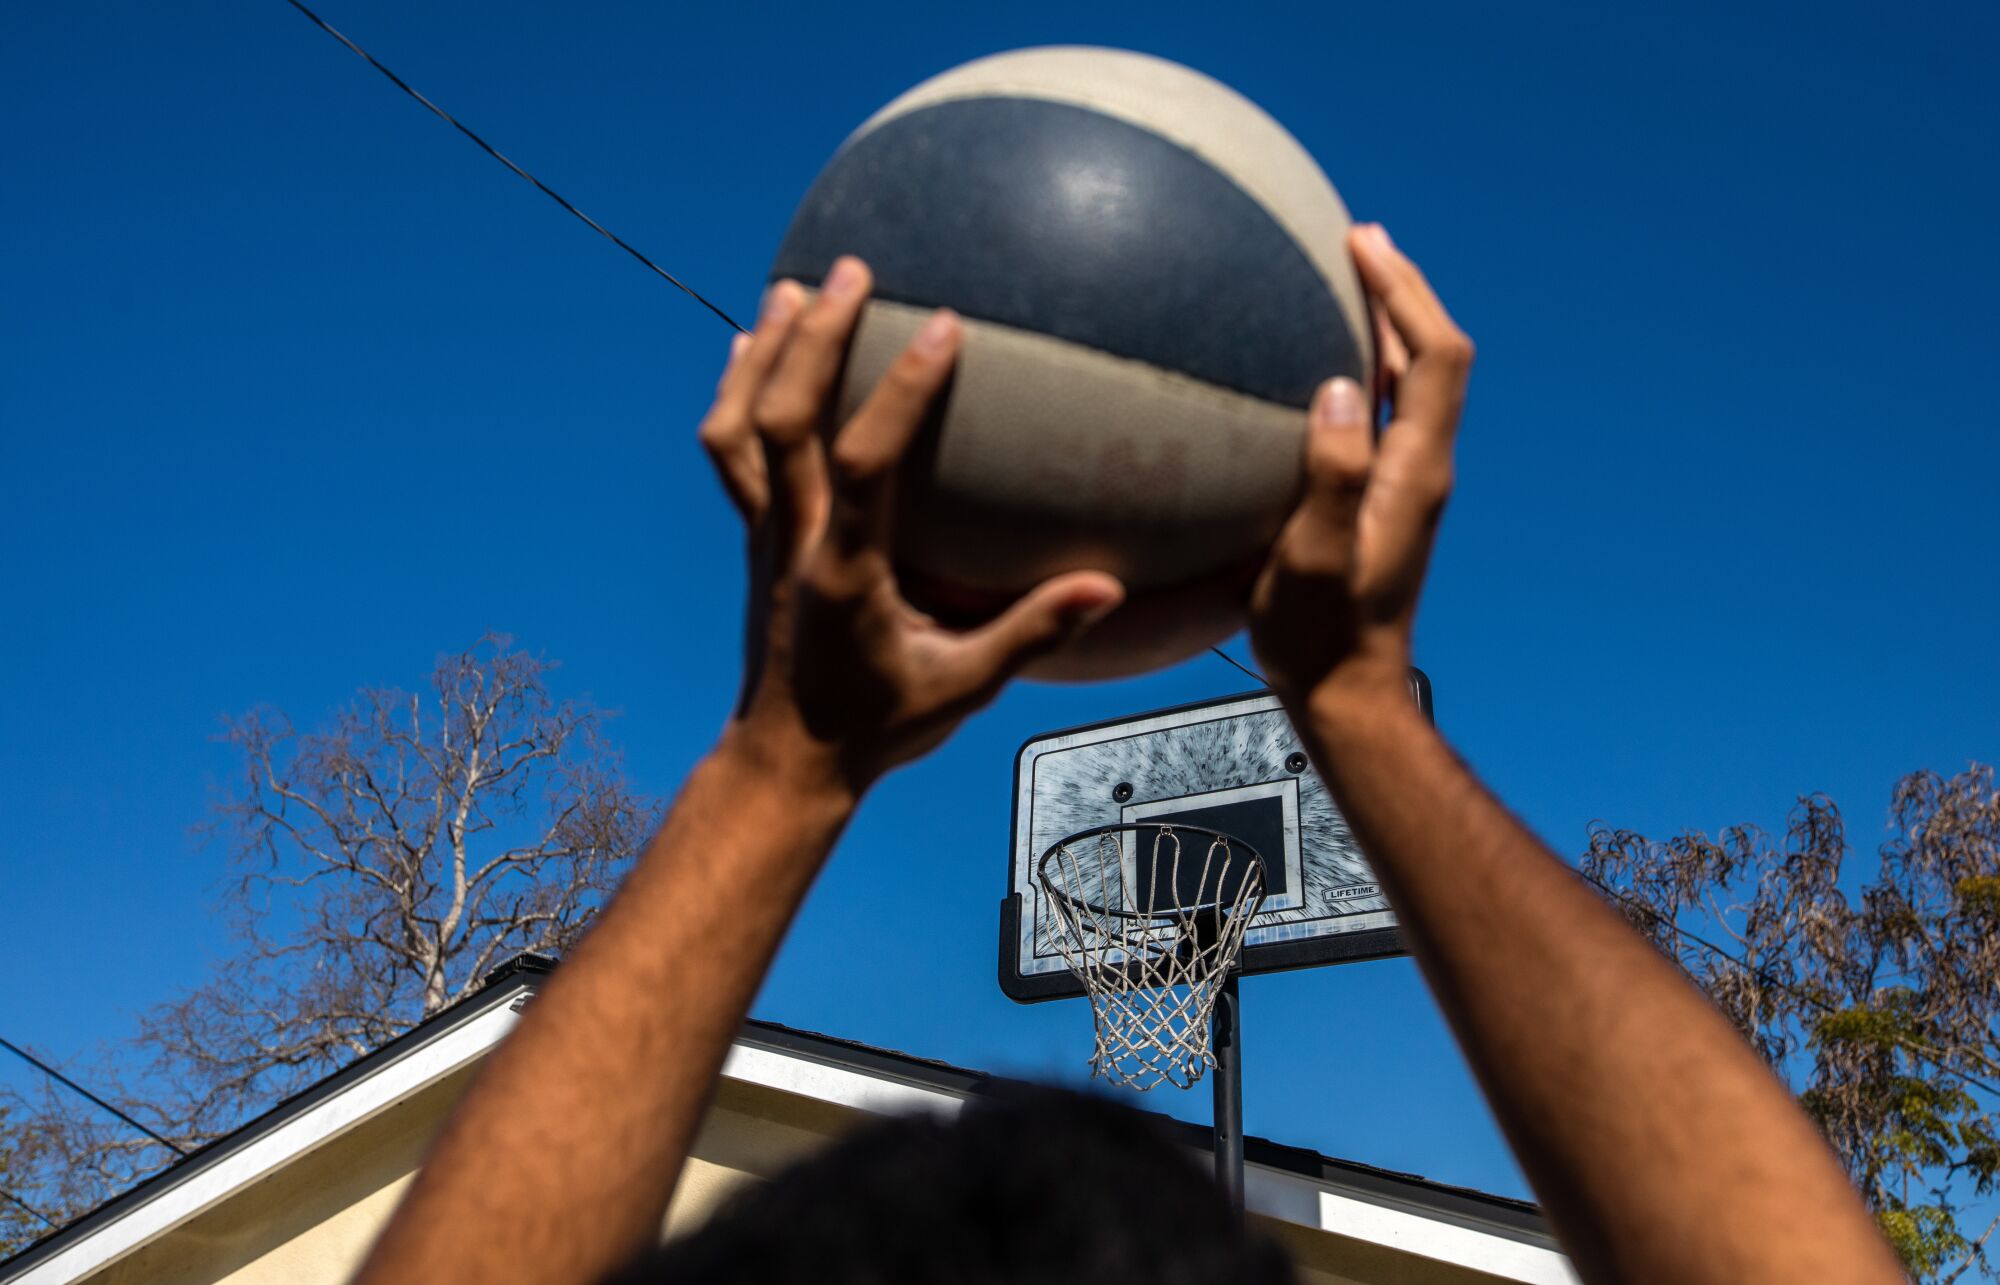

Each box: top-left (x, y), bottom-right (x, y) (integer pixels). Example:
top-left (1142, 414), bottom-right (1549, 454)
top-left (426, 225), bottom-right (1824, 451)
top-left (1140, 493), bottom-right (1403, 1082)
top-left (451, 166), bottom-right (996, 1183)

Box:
top-left (1037, 823), bottom-right (1267, 1091)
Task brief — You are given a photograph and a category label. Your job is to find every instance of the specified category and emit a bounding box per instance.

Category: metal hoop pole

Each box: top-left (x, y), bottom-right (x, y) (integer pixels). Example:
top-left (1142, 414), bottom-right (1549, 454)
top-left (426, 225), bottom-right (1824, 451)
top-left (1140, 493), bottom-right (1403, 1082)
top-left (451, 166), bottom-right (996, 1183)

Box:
top-left (1212, 969), bottom-right (1245, 1221)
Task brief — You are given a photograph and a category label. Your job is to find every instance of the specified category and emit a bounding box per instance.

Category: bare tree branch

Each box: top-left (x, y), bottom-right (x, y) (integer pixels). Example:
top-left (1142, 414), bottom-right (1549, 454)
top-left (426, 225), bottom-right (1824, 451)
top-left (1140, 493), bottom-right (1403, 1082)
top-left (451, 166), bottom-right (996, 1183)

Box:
top-left (1, 639), bottom-right (656, 1235)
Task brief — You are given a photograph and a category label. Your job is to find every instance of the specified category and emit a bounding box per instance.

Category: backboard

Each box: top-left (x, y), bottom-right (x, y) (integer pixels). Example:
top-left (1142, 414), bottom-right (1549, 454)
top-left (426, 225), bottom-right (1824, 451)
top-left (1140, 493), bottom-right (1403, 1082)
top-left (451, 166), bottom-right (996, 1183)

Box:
top-left (1000, 678), bottom-right (1429, 1002)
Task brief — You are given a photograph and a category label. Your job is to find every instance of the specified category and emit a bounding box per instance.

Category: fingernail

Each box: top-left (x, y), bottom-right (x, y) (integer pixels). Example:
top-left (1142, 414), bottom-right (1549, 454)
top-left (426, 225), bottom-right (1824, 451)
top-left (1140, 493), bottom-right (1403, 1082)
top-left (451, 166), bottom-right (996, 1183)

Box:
top-left (823, 256), bottom-right (865, 302)
top-left (912, 309), bottom-right (959, 356)
top-left (1365, 224), bottom-right (1395, 253)
top-left (729, 332), bottom-right (750, 363)
top-left (1319, 377), bottom-right (1364, 425)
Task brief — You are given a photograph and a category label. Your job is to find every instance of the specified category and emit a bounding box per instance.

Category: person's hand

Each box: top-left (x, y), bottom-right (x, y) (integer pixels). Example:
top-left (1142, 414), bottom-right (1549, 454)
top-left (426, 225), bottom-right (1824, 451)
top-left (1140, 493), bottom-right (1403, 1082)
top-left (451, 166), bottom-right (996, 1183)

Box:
top-left (1249, 225), bottom-right (1473, 721)
top-left (698, 257), bottom-right (1125, 795)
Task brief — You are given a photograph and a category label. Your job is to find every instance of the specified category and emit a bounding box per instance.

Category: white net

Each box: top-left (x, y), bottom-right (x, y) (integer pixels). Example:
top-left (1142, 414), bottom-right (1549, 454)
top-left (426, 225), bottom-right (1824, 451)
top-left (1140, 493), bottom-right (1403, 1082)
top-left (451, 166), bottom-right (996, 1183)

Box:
top-left (1037, 825), bottom-right (1266, 1090)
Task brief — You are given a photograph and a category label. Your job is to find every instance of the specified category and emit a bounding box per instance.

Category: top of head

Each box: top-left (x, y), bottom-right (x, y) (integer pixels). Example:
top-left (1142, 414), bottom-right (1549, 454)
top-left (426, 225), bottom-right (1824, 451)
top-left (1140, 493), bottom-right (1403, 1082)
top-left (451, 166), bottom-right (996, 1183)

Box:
top-left (772, 49), bottom-right (1372, 680)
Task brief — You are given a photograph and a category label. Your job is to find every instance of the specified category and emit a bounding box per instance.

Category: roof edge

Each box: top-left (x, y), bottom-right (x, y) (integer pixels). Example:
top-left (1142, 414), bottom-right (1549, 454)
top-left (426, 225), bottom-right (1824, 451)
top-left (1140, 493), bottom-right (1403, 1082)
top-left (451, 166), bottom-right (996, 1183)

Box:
top-left (0, 970), bottom-right (538, 1281)
top-left (7, 955), bottom-right (1558, 1281)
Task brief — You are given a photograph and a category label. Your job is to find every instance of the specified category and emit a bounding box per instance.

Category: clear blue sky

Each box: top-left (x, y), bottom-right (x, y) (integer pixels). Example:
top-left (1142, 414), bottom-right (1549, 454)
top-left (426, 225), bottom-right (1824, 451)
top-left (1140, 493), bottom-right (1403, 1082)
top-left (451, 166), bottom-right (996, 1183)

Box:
top-left (3, 0), bottom-right (1995, 1203)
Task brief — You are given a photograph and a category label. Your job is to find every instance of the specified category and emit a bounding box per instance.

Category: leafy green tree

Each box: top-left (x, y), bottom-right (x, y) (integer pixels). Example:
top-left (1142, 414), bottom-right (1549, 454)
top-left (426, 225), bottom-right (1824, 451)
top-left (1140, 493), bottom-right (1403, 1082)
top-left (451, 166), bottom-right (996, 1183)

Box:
top-left (1584, 765), bottom-right (2000, 1282)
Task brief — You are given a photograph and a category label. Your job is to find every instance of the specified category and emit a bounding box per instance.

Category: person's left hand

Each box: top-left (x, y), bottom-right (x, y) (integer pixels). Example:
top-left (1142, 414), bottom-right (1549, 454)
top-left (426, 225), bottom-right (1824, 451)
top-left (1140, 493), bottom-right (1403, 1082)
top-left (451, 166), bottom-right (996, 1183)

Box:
top-left (698, 257), bottom-right (1125, 797)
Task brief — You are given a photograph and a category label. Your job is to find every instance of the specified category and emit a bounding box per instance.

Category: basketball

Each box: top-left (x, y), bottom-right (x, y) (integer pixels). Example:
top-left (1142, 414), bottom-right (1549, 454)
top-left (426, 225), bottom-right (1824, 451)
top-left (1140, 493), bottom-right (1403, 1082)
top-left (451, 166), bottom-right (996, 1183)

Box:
top-left (770, 47), bottom-right (1373, 679)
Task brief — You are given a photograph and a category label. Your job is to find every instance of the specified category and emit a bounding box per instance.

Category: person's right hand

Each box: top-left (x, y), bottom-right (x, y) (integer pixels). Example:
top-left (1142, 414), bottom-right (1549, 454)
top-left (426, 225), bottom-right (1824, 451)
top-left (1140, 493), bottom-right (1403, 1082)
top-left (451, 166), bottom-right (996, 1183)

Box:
top-left (1248, 224), bottom-right (1474, 721)
top-left (699, 258), bottom-right (1125, 798)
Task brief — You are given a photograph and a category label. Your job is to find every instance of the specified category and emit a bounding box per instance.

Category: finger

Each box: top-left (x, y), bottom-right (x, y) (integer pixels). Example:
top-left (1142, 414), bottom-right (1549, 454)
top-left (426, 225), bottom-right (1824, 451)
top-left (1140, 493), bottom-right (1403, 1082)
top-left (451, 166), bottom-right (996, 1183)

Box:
top-left (1371, 296), bottom-right (1410, 413)
top-left (754, 256), bottom-right (873, 450)
top-left (1270, 378), bottom-right (1374, 582)
top-left (697, 285), bottom-right (804, 520)
top-left (715, 331), bottom-right (749, 395)
top-left (1350, 224), bottom-right (1474, 450)
top-left (826, 309), bottom-right (961, 558)
top-left (699, 333), bottom-right (763, 518)
top-left (951, 570), bottom-right (1125, 695)
top-left (1356, 441), bottom-right (1453, 608)
top-left (754, 258), bottom-right (873, 554)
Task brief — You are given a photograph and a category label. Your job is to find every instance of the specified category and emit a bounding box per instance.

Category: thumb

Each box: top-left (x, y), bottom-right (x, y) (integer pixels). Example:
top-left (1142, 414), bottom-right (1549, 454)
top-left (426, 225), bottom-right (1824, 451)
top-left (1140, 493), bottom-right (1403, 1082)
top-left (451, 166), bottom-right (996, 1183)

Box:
top-left (1262, 377), bottom-right (1374, 591)
top-left (955, 571), bottom-right (1125, 689)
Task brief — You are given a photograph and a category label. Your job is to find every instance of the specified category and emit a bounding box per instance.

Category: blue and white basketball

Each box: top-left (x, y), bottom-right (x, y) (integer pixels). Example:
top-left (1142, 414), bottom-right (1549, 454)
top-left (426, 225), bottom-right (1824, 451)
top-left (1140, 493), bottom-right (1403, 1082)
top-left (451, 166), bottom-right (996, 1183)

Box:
top-left (771, 48), bottom-right (1373, 679)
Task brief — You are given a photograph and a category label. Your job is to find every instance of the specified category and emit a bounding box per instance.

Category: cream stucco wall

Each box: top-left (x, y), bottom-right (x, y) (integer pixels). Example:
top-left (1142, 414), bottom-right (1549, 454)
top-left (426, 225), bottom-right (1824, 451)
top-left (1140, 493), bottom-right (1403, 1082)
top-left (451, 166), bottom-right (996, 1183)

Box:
top-left (68, 1070), bottom-right (914, 1285)
top-left (78, 1063), bottom-right (474, 1285)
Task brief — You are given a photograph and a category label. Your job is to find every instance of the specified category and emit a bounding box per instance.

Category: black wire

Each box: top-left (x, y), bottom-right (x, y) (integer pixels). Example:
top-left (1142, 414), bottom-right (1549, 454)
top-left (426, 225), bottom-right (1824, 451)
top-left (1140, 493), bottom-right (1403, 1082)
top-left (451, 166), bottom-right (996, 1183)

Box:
top-left (1198, 652), bottom-right (1997, 1098)
top-left (279, 0), bottom-right (747, 334)
top-left (1574, 872), bottom-right (2000, 1099)
top-left (1207, 646), bottom-right (1268, 688)
top-left (271, 2), bottom-right (1999, 1103)
top-left (0, 1037), bottom-right (187, 1157)
top-left (1, 1186), bottom-right (59, 1231)
top-left (1193, 654), bottom-right (1997, 1091)
top-left (1186, 661), bottom-right (2000, 1097)
top-left (276, 0), bottom-right (1328, 703)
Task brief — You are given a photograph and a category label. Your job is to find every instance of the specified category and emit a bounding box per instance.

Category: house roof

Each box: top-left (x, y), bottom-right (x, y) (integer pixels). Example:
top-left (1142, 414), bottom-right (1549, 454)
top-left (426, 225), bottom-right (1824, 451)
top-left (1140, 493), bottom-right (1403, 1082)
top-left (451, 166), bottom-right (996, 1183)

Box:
top-left (2, 955), bottom-right (1574, 1285)
top-left (734, 1014), bottom-right (1550, 1235)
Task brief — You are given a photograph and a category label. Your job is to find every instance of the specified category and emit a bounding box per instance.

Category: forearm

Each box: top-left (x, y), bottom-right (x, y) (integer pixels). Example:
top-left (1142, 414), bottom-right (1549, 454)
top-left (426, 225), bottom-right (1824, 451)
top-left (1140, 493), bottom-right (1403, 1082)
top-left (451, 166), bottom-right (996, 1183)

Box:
top-left (1295, 693), bottom-right (1901, 1284)
top-left (354, 729), bottom-right (854, 1285)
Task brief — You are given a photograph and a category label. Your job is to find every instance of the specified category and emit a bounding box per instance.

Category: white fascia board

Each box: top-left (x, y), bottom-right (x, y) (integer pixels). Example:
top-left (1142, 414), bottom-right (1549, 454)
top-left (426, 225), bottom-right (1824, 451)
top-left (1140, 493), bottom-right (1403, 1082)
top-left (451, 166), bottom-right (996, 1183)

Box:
top-left (13, 1010), bottom-right (1575, 1285)
top-left (723, 1044), bottom-right (1575, 1285)
top-left (719, 1043), bottom-right (967, 1120)
top-left (1312, 1190), bottom-right (1580, 1285)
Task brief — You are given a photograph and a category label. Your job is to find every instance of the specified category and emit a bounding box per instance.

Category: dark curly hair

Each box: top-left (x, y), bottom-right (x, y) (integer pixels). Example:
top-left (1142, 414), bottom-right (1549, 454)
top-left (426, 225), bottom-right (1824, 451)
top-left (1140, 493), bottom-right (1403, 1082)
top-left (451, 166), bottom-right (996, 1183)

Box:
top-left (604, 1083), bottom-right (1295, 1285)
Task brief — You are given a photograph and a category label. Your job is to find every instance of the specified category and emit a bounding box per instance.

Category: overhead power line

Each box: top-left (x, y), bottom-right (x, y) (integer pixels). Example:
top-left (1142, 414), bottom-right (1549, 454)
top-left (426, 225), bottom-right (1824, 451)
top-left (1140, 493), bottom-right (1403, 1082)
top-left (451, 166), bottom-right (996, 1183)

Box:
top-left (0, 1037), bottom-right (187, 1157)
top-left (276, 3), bottom-right (1298, 697)
top-left (279, 0), bottom-right (747, 333)
top-left (1208, 646), bottom-right (1267, 687)
top-left (276, 10), bottom-right (2000, 1108)
top-left (1187, 658), bottom-right (1996, 1098)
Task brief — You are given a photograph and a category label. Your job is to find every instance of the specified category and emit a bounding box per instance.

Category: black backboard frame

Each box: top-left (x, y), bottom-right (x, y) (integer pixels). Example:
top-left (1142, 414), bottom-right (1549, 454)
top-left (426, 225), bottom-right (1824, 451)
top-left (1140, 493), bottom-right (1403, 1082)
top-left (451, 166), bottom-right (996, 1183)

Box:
top-left (999, 671), bottom-right (1431, 1003)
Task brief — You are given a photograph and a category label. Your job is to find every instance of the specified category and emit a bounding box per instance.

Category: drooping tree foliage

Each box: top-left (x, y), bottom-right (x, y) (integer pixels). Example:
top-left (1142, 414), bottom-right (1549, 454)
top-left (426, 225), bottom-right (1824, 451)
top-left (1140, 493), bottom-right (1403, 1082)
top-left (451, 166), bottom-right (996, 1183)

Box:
top-left (1585, 765), bottom-right (2000, 1282)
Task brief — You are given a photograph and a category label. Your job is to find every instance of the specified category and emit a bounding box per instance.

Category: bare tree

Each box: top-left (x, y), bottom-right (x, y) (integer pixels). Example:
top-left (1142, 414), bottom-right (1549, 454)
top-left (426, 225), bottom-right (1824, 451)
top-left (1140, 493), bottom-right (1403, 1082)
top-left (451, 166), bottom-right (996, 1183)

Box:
top-left (1584, 765), bottom-right (2000, 1283)
top-left (0, 639), bottom-right (655, 1238)
top-left (1, 1106), bottom-right (63, 1259)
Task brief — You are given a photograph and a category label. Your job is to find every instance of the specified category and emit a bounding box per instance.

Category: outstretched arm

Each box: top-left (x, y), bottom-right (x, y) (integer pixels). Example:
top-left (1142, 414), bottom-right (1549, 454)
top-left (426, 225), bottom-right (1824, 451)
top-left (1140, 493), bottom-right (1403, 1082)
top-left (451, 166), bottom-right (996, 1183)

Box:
top-left (352, 259), bottom-right (1121, 1285)
top-left (1253, 225), bottom-right (1904, 1284)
